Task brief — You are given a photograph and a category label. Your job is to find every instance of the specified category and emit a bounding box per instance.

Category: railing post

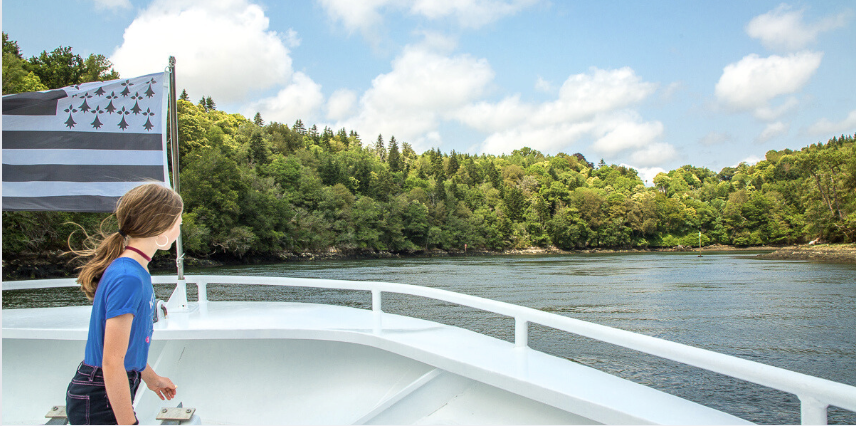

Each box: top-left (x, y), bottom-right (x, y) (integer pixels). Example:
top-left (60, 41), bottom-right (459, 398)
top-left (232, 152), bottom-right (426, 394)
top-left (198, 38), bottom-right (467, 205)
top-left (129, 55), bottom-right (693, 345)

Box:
top-left (515, 317), bottom-right (528, 348)
top-left (195, 280), bottom-right (208, 315)
top-left (196, 281), bottom-right (208, 303)
top-left (372, 289), bottom-right (382, 334)
top-left (800, 396), bottom-right (828, 425)
top-left (372, 289), bottom-right (382, 313)
top-left (166, 278), bottom-right (188, 312)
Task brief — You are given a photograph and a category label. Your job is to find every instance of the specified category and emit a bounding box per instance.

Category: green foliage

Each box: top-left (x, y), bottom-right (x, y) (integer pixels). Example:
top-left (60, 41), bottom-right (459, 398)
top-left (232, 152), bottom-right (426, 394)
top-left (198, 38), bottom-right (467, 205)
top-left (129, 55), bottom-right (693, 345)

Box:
top-left (3, 34), bottom-right (856, 263)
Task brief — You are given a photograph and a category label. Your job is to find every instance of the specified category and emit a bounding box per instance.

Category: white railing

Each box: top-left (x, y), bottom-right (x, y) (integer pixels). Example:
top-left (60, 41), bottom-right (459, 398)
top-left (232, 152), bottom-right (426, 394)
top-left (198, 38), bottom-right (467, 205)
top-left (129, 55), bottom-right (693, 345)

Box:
top-left (5, 275), bottom-right (856, 425)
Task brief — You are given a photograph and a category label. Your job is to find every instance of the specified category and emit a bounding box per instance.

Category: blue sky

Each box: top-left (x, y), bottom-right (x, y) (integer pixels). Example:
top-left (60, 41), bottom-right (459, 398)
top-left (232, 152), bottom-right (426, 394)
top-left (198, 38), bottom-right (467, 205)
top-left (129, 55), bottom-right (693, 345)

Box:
top-left (4, 0), bottom-right (855, 183)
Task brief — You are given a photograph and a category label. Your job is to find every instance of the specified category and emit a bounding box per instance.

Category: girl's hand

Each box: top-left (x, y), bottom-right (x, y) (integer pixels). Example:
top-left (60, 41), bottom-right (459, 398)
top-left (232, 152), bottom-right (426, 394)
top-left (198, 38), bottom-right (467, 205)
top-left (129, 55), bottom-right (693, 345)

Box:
top-left (145, 375), bottom-right (177, 400)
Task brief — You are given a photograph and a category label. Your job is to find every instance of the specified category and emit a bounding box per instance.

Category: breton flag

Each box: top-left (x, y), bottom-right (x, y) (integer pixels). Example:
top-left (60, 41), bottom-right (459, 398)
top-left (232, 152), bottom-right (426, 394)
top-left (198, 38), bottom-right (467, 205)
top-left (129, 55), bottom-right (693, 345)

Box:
top-left (2, 72), bottom-right (170, 212)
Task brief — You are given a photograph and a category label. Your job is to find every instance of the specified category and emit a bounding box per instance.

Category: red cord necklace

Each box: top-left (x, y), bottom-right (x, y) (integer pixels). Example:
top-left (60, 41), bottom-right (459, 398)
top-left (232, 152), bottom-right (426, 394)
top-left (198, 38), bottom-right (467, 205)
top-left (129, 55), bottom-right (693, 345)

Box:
top-left (125, 246), bottom-right (151, 262)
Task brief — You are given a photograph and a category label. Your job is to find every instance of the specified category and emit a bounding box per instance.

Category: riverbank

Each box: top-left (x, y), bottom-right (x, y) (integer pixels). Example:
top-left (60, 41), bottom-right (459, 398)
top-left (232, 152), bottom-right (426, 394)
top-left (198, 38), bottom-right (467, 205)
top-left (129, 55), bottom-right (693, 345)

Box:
top-left (0, 244), bottom-right (769, 281)
top-left (755, 243), bottom-right (856, 264)
top-left (6, 243), bottom-right (855, 281)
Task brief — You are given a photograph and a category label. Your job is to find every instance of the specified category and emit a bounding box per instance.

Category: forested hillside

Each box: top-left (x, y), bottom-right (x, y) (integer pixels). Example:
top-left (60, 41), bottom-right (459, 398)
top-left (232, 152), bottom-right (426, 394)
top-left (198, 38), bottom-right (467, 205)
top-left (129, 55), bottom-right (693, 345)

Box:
top-left (3, 34), bottom-right (855, 268)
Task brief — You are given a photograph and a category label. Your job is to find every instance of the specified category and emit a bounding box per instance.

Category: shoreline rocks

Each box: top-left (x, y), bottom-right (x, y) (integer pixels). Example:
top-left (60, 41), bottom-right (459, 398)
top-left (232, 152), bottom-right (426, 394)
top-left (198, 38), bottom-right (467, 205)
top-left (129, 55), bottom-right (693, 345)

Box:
top-left (4, 244), bottom-right (853, 281)
top-left (755, 244), bottom-right (856, 264)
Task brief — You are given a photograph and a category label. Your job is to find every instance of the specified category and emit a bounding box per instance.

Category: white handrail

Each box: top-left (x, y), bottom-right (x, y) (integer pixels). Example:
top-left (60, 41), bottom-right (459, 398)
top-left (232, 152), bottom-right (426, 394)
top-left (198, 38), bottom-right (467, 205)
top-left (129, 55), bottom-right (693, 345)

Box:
top-left (5, 274), bottom-right (855, 424)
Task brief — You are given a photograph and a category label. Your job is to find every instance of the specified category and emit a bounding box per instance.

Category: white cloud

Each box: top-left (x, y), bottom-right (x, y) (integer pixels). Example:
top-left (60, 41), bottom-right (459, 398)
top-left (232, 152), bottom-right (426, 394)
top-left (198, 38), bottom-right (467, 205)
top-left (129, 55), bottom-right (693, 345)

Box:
top-left (282, 29), bottom-right (302, 49)
top-left (660, 81), bottom-right (684, 101)
top-left (456, 95), bottom-right (533, 133)
top-left (318, 0), bottom-right (541, 42)
top-left (715, 51), bottom-right (822, 111)
top-left (326, 89), bottom-right (358, 121)
top-left (756, 121), bottom-right (789, 143)
top-left (244, 72), bottom-right (324, 124)
top-left (332, 41), bottom-right (494, 150)
top-left (629, 143), bottom-right (678, 168)
top-left (746, 4), bottom-right (850, 51)
top-left (629, 166), bottom-right (667, 186)
top-left (455, 67), bottom-right (673, 166)
top-left (317, 0), bottom-right (393, 42)
top-left (592, 117), bottom-right (664, 156)
top-left (753, 97), bottom-right (798, 121)
top-left (739, 155), bottom-right (763, 166)
top-left (699, 131), bottom-right (732, 146)
top-left (551, 67), bottom-right (657, 123)
top-left (535, 76), bottom-right (555, 94)
top-left (807, 110), bottom-right (856, 135)
top-left (478, 120), bottom-right (596, 155)
top-left (92, 0), bottom-right (132, 11)
top-left (110, 0), bottom-right (294, 105)
top-left (458, 67), bottom-right (657, 132)
top-left (409, 0), bottom-right (542, 28)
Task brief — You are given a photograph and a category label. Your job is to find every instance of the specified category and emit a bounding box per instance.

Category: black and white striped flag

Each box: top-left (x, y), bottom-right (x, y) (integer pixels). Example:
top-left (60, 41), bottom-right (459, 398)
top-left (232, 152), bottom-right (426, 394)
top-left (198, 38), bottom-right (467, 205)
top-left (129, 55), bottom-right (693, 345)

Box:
top-left (2, 72), bottom-right (170, 212)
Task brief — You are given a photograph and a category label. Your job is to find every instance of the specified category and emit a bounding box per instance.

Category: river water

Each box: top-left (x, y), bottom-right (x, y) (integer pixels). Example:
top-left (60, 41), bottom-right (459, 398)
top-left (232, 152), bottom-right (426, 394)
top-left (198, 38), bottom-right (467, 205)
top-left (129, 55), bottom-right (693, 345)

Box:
top-left (4, 252), bottom-right (855, 424)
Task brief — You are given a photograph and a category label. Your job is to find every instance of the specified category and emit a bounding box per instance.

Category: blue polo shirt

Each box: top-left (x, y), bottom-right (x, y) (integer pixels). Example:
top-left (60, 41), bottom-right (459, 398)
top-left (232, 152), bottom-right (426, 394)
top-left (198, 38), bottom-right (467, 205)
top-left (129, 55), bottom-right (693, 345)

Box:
top-left (83, 257), bottom-right (155, 372)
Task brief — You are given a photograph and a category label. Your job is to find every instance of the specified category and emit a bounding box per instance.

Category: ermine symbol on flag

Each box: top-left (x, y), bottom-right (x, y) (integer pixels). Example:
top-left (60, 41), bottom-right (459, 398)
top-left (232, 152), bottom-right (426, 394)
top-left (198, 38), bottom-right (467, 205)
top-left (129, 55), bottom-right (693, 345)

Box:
top-left (2, 72), bottom-right (171, 212)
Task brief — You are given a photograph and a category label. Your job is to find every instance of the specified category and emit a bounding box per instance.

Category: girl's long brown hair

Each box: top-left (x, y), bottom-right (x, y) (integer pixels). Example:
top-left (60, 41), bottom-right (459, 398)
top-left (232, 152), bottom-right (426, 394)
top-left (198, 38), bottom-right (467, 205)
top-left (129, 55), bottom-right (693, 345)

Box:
top-left (69, 183), bottom-right (183, 300)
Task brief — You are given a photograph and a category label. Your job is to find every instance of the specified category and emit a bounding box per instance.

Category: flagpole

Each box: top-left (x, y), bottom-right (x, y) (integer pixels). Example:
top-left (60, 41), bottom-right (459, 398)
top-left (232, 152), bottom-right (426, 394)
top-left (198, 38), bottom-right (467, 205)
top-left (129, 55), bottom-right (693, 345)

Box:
top-left (168, 56), bottom-right (185, 281)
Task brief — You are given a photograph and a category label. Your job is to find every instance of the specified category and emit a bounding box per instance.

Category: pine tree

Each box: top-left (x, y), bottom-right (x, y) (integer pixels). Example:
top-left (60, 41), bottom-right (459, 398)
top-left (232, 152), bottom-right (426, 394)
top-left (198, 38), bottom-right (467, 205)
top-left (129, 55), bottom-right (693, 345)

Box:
top-left (402, 142), bottom-right (416, 161)
top-left (431, 149), bottom-right (445, 180)
top-left (205, 96), bottom-right (216, 111)
top-left (321, 126), bottom-right (333, 150)
top-left (434, 176), bottom-right (446, 204)
top-left (253, 112), bottom-right (264, 126)
top-left (447, 150), bottom-right (460, 176)
top-left (504, 186), bottom-right (526, 222)
top-left (388, 136), bottom-right (401, 172)
top-left (179, 89), bottom-right (190, 101)
top-left (336, 128), bottom-right (349, 147)
top-left (248, 129), bottom-right (269, 165)
top-left (293, 119), bottom-right (306, 135)
top-left (375, 134), bottom-right (386, 160)
top-left (487, 160), bottom-right (502, 189)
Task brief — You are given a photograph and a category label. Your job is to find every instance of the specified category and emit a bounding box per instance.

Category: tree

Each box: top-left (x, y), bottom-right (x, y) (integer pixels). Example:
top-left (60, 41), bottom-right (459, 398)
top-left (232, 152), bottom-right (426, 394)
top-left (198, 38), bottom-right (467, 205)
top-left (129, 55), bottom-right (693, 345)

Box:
top-left (293, 119), bottom-right (306, 135)
top-left (3, 51), bottom-right (47, 94)
top-left (9, 32), bottom-right (856, 268)
top-left (248, 128), bottom-right (270, 166)
top-left (3, 32), bottom-right (21, 57)
top-left (548, 207), bottom-right (589, 249)
top-left (503, 186), bottom-right (526, 222)
top-left (388, 136), bottom-right (401, 172)
top-left (80, 54), bottom-right (119, 82)
top-left (447, 151), bottom-right (460, 176)
top-left (28, 46), bottom-right (84, 89)
top-left (795, 145), bottom-right (855, 241)
top-left (374, 134), bottom-right (386, 161)
top-left (179, 89), bottom-right (190, 101)
top-left (349, 130), bottom-right (361, 146)
top-left (2, 33), bottom-right (47, 95)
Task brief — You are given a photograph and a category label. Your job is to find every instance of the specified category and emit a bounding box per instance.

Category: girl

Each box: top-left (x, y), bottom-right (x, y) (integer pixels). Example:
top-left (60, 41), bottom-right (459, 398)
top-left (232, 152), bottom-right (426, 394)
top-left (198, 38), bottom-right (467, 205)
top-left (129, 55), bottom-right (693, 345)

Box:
top-left (66, 183), bottom-right (183, 425)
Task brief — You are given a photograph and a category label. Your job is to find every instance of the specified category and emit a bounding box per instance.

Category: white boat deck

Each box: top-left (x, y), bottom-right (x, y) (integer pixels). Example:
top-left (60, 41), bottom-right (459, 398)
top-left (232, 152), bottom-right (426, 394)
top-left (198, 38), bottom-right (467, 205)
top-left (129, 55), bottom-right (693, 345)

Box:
top-left (3, 301), bottom-right (751, 425)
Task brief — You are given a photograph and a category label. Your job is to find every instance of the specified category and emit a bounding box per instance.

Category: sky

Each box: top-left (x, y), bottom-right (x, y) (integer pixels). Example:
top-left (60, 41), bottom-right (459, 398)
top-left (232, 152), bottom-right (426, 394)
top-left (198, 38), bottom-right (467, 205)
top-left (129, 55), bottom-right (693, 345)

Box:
top-left (3, 0), bottom-right (855, 184)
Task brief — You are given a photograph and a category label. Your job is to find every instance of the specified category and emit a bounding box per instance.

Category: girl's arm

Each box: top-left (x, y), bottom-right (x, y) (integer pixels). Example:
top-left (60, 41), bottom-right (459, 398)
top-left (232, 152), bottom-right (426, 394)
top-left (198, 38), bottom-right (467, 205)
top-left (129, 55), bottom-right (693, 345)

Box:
top-left (141, 364), bottom-right (176, 401)
top-left (103, 313), bottom-right (137, 425)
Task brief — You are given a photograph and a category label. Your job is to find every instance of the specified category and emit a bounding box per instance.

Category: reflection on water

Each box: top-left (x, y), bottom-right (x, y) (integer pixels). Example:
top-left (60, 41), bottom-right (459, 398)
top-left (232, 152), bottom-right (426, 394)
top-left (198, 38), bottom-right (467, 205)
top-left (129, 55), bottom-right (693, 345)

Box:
top-left (4, 252), bottom-right (855, 424)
